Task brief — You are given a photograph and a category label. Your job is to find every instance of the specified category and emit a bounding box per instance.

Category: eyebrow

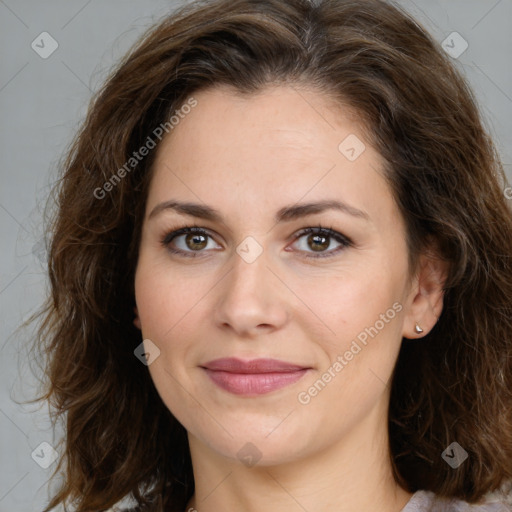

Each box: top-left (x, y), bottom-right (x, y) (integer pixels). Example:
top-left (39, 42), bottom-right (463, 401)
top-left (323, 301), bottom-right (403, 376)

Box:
top-left (148, 199), bottom-right (370, 223)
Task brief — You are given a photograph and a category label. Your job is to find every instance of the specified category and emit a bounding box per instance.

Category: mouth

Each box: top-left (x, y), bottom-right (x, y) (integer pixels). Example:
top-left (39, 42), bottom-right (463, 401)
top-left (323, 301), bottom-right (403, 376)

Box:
top-left (200, 357), bottom-right (312, 396)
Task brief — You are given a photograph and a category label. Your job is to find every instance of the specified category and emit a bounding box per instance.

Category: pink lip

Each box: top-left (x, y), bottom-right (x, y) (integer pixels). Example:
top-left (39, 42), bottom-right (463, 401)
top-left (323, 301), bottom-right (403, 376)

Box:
top-left (201, 358), bottom-right (311, 396)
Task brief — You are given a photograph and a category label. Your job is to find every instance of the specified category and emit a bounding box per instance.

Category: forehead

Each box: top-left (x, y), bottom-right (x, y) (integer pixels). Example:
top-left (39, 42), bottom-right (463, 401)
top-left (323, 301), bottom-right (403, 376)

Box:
top-left (146, 84), bottom-right (397, 229)
top-left (161, 84), bottom-right (365, 157)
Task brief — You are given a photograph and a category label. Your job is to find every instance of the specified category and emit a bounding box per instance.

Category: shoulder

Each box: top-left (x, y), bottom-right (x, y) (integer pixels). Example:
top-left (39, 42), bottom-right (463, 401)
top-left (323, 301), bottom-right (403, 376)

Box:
top-left (402, 490), bottom-right (511, 512)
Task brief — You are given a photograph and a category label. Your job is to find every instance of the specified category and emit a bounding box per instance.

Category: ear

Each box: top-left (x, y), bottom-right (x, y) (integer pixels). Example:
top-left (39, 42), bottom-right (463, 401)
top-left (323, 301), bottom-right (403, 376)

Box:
top-left (402, 244), bottom-right (449, 340)
top-left (133, 306), bottom-right (142, 330)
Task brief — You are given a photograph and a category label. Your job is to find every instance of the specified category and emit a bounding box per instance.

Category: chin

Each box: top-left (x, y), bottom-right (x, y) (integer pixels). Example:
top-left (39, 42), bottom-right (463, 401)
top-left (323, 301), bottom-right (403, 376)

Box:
top-left (187, 416), bottom-right (317, 468)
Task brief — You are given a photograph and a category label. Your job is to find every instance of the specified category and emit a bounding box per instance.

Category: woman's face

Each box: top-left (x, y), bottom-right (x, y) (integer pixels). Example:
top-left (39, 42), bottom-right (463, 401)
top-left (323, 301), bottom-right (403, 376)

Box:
top-left (134, 84), bottom-right (426, 466)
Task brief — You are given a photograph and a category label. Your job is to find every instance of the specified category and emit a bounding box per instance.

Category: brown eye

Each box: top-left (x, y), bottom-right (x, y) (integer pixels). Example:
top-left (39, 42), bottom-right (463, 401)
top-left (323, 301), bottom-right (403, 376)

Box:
top-left (291, 226), bottom-right (352, 259)
top-left (161, 227), bottom-right (220, 257)
top-left (161, 225), bottom-right (352, 260)
top-left (184, 233), bottom-right (208, 251)
top-left (307, 233), bottom-right (330, 252)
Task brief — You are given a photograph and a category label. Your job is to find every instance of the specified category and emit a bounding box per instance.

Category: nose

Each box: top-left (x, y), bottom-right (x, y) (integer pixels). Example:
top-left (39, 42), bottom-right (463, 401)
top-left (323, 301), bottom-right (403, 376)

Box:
top-left (213, 245), bottom-right (290, 338)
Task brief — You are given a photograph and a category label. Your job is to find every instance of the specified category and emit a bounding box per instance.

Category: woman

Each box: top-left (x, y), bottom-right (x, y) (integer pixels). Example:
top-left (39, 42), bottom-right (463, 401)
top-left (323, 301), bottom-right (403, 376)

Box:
top-left (33, 0), bottom-right (512, 510)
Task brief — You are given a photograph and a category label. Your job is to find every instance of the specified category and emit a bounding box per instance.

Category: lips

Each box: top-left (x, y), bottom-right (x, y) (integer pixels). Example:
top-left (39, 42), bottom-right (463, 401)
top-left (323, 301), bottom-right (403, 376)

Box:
top-left (201, 358), bottom-right (311, 395)
top-left (202, 357), bottom-right (308, 373)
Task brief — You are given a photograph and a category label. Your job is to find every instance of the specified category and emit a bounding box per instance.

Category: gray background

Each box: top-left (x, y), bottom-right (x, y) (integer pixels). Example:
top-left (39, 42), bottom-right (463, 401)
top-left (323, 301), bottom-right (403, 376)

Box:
top-left (1, 1), bottom-right (511, 511)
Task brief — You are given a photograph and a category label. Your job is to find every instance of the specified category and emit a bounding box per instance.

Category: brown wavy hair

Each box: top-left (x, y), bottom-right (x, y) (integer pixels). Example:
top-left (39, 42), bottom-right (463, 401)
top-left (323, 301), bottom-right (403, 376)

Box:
top-left (30, 0), bottom-right (512, 510)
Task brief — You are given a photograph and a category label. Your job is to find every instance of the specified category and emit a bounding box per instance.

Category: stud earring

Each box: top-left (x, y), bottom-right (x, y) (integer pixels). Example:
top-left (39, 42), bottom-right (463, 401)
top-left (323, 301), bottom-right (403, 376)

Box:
top-left (414, 323), bottom-right (424, 334)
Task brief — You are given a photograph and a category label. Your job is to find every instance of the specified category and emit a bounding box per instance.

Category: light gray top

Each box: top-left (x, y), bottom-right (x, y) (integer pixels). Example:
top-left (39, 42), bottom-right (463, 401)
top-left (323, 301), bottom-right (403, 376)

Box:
top-left (104, 489), bottom-right (511, 511)
top-left (401, 490), bottom-right (511, 512)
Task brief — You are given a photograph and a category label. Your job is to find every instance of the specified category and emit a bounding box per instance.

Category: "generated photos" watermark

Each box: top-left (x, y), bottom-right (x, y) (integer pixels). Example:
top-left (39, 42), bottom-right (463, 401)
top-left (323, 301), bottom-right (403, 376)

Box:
top-left (94, 96), bottom-right (197, 200)
top-left (297, 301), bottom-right (403, 405)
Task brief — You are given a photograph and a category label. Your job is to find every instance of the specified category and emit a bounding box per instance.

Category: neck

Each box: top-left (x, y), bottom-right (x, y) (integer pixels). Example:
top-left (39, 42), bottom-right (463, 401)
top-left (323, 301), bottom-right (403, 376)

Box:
top-left (183, 401), bottom-right (412, 512)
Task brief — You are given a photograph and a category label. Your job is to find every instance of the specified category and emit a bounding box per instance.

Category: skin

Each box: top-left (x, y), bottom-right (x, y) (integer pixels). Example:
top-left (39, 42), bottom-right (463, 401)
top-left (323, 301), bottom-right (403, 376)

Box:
top-left (133, 84), bottom-right (447, 512)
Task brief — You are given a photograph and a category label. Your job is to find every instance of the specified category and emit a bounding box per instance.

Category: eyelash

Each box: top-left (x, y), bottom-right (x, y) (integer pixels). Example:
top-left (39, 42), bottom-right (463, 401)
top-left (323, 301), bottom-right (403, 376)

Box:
top-left (160, 224), bottom-right (353, 260)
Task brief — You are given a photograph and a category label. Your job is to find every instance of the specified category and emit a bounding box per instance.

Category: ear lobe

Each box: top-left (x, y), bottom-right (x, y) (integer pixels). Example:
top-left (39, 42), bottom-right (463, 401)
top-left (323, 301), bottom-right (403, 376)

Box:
top-left (402, 249), bottom-right (449, 339)
top-left (133, 306), bottom-right (141, 330)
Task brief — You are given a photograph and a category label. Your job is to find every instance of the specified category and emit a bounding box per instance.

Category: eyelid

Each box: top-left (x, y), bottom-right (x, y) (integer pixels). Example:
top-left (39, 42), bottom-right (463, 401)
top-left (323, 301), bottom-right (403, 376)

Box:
top-left (160, 224), bottom-right (353, 259)
top-left (288, 225), bottom-right (353, 259)
top-left (161, 226), bottom-right (220, 258)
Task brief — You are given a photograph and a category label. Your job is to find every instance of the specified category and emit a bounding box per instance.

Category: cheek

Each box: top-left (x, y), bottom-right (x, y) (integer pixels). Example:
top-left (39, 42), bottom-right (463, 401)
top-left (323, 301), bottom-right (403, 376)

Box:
top-left (293, 266), bottom-right (396, 337)
top-left (297, 282), bottom-right (403, 413)
top-left (134, 258), bottom-right (205, 337)
top-left (293, 265), bottom-right (405, 385)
